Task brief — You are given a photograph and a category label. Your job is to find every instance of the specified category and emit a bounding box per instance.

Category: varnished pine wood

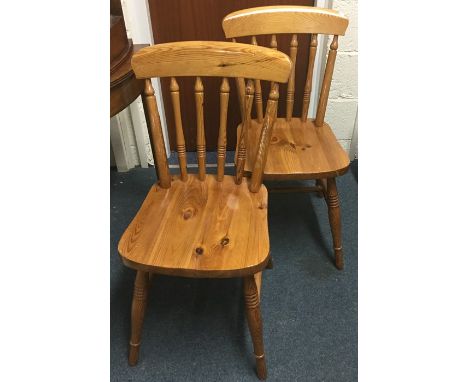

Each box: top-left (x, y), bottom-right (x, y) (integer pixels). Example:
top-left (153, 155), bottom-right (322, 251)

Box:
top-left (315, 35), bottom-right (338, 127)
top-left (232, 38), bottom-right (245, 121)
top-left (240, 118), bottom-right (350, 180)
top-left (170, 77), bottom-right (188, 181)
top-left (244, 275), bottom-right (267, 380)
top-left (235, 80), bottom-right (254, 185)
top-left (251, 36), bottom-right (264, 124)
top-left (142, 79), bottom-right (171, 188)
top-left (302, 34), bottom-right (317, 122)
top-left (223, 7), bottom-right (349, 271)
top-left (222, 6), bottom-right (349, 37)
top-left (286, 34), bottom-right (298, 121)
top-left (122, 41), bottom-right (292, 378)
top-left (128, 270), bottom-right (149, 366)
top-left (326, 177), bottom-right (343, 270)
top-left (250, 85), bottom-right (280, 193)
top-left (195, 77), bottom-right (206, 180)
top-left (132, 41), bottom-right (291, 83)
top-left (217, 78), bottom-right (230, 181)
top-left (119, 175), bottom-right (270, 278)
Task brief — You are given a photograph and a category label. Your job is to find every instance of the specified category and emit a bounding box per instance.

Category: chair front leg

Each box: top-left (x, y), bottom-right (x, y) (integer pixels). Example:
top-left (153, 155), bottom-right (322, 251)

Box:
top-left (128, 270), bottom-right (150, 366)
top-left (244, 275), bottom-right (267, 380)
top-left (326, 177), bottom-right (344, 270)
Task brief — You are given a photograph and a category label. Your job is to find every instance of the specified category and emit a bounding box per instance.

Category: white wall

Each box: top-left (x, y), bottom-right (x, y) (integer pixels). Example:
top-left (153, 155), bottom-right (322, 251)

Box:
top-left (326, 0), bottom-right (358, 157)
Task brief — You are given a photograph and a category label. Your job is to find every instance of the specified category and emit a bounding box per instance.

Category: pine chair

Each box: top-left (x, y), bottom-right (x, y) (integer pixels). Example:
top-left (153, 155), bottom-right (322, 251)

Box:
top-left (222, 6), bottom-right (350, 270)
top-left (118, 41), bottom-right (291, 380)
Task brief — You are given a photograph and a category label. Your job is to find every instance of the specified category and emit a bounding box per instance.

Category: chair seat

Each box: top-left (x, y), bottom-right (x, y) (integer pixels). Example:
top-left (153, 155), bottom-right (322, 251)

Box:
top-left (118, 174), bottom-right (270, 278)
top-left (240, 118), bottom-right (350, 180)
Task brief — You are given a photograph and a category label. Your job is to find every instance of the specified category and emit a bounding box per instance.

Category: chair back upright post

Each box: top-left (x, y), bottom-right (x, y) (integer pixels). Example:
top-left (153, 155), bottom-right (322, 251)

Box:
top-left (131, 41), bottom-right (292, 192)
top-left (222, 6), bottom-right (349, 124)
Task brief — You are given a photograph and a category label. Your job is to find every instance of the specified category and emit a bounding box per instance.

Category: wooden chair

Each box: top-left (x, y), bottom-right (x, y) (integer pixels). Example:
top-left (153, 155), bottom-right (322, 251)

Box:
top-left (118, 41), bottom-right (291, 380)
top-left (222, 6), bottom-right (350, 270)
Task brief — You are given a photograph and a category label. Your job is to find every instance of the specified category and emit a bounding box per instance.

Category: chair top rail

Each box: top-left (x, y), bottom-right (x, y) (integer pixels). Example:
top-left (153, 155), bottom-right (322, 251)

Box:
top-left (222, 6), bottom-right (348, 38)
top-left (131, 41), bottom-right (292, 83)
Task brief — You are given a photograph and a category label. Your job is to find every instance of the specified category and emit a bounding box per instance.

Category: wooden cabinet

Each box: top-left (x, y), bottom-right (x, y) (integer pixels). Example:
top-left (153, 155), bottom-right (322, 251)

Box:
top-left (147, 0), bottom-right (316, 151)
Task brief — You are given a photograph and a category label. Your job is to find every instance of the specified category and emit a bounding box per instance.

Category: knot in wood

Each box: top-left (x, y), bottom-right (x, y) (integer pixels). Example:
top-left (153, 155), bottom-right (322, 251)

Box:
top-left (220, 237), bottom-right (230, 246)
top-left (271, 136), bottom-right (278, 143)
top-left (258, 202), bottom-right (267, 210)
top-left (182, 208), bottom-right (194, 220)
top-left (195, 247), bottom-right (204, 255)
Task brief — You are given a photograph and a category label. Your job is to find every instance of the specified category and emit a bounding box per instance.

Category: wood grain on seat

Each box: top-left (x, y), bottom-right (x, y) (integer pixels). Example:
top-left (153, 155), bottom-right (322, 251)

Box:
top-left (240, 118), bottom-right (350, 180)
top-left (118, 174), bottom-right (270, 278)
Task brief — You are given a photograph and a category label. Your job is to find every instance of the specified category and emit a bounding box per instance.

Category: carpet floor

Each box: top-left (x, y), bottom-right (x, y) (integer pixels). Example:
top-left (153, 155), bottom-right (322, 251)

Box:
top-left (110, 160), bottom-right (357, 381)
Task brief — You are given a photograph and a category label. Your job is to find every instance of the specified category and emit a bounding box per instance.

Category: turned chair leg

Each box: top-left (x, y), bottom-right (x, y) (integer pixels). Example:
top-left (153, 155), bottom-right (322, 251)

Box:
top-left (128, 270), bottom-right (150, 366)
top-left (326, 177), bottom-right (344, 270)
top-left (243, 275), bottom-right (267, 380)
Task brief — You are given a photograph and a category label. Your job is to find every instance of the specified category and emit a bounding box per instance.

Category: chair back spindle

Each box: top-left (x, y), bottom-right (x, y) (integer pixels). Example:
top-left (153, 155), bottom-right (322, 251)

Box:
top-left (143, 79), bottom-right (171, 188)
top-left (251, 84), bottom-right (279, 192)
top-left (131, 41), bottom-right (292, 192)
top-left (231, 38), bottom-right (246, 121)
top-left (217, 77), bottom-right (230, 181)
top-left (301, 33), bottom-right (317, 122)
top-left (235, 80), bottom-right (254, 184)
top-left (251, 36), bottom-right (264, 124)
top-left (222, 6), bottom-right (348, 123)
top-left (170, 77), bottom-right (188, 181)
top-left (315, 35), bottom-right (338, 127)
top-left (286, 34), bottom-right (298, 121)
top-left (194, 76), bottom-right (206, 180)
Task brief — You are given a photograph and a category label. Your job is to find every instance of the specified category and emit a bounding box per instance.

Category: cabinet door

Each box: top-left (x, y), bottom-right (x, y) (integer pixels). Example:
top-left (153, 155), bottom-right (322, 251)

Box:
top-left (148, 0), bottom-right (315, 151)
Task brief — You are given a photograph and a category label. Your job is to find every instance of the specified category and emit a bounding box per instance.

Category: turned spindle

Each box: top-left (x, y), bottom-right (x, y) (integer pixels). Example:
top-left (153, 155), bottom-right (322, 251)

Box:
top-left (302, 33), bottom-right (318, 122)
top-left (217, 77), bottom-right (230, 181)
top-left (251, 36), bottom-right (264, 124)
top-left (142, 79), bottom-right (171, 188)
top-left (244, 275), bottom-right (267, 380)
top-left (250, 84), bottom-right (279, 193)
top-left (286, 34), bottom-right (298, 121)
top-left (326, 177), bottom-right (343, 269)
top-left (128, 271), bottom-right (149, 366)
top-left (315, 35), bottom-right (339, 127)
top-left (232, 38), bottom-right (245, 121)
top-left (194, 76), bottom-right (206, 180)
top-left (170, 77), bottom-right (187, 181)
top-left (235, 80), bottom-right (254, 184)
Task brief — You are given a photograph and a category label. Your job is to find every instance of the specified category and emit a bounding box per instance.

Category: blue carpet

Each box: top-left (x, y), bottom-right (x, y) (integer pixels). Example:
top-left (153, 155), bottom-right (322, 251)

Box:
top-left (110, 160), bottom-right (357, 381)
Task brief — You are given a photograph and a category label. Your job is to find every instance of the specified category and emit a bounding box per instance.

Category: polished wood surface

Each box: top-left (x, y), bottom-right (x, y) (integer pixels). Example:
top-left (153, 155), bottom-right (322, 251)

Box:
top-left (195, 77), bottom-right (207, 180)
top-left (315, 35), bottom-right (338, 127)
top-left (224, 6), bottom-right (349, 269)
top-left (121, 42), bottom-right (290, 377)
top-left (301, 33), bottom-right (317, 122)
top-left (244, 275), bottom-right (267, 380)
top-left (326, 178), bottom-right (343, 269)
top-left (217, 78), bottom-right (230, 181)
top-left (240, 118), bottom-right (350, 180)
top-left (251, 85), bottom-right (280, 192)
top-left (286, 34), bottom-right (298, 121)
top-left (251, 36), bottom-right (264, 124)
top-left (110, 44), bottom-right (147, 118)
top-left (148, 0), bottom-right (315, 151)
top-left (222, 6), bottom-right (348, 37)
top-left (119, 175), bottom-right (270, 278)
top-left (128, 271), bottom-right (149, 366)
top-left (170, 77), bottom-right (188, 181)
top-left (235, 80), bottom-right (254, 185)
top-left (142, 79), bottom-right (171, 188)
top-left (132, 41), bottom-right (291, 82)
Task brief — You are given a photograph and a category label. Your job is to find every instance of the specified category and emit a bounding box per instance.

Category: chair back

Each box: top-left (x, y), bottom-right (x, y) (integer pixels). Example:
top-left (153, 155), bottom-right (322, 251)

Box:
top-left (131, 41), bottom-right (292, 192)
top-left (222, 6), bottom-right (349, 125)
